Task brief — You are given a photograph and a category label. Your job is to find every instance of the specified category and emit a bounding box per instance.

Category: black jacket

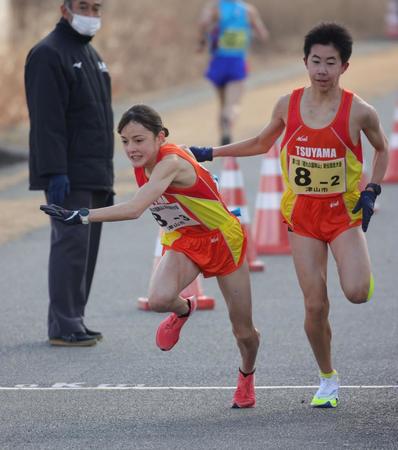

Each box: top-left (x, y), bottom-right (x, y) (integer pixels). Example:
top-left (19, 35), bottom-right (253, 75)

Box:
top-left (25, 18), bottom-right (114, 191)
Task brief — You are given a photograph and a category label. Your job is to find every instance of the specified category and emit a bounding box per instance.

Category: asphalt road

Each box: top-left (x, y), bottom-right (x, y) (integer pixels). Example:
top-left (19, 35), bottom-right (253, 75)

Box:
top-left (0, 42), bottom-right (397, 450)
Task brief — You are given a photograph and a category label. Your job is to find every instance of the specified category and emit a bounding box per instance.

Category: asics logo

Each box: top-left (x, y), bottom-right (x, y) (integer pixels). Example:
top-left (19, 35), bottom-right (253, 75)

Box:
top-left (330, 201), bottom-right (339, 208)
top-left (210, 237), bottom-right (219, 244)
top-left (297, 135), bottom-right (309, 142)
top-left (73, 62), bottom-right (82, 69)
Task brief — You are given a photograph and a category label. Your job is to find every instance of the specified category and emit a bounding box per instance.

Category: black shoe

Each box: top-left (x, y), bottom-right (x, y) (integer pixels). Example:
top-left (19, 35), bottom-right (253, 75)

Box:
top-left (49, 332), bottom-right (97, 347)
top-left (84, 326), bottom-right (103, 341)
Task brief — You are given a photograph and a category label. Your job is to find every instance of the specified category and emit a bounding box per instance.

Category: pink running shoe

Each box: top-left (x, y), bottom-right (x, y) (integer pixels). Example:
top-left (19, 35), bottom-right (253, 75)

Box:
top-left (232, 370), bottom-right (256, 408)
top-left (155, 296), bottom-right (197, 351)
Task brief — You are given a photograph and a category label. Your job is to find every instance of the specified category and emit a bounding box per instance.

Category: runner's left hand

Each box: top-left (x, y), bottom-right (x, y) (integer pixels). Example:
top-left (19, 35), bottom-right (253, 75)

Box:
top-left (40, 204), bottom-right (83, 224)
top-left (352, 190), bottom-right (377, 232)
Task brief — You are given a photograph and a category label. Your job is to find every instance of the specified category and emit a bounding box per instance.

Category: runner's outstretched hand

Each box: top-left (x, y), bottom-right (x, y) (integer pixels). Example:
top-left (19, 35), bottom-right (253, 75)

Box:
top-left (352, 189), bottom-right (378, 232)
top-left (189, 146), bottom-right (213, 162)
top-left (40, 204), bottom-right (88, 225)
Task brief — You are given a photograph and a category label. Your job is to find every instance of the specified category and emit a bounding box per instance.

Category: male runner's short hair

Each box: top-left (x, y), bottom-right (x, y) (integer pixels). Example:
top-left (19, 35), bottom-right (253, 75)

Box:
top-left (304, 22), bottom-right (353, 64)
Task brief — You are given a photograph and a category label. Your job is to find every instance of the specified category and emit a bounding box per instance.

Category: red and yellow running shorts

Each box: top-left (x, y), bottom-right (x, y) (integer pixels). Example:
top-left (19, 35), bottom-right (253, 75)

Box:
top-left (289, 194), bottom-right (361, 243)
top-left (162, 218), bottom-right (247, 278)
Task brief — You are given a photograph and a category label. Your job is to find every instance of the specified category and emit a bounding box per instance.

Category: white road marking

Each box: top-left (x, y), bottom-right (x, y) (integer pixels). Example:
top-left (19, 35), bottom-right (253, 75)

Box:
top-left (0, 384), bottom-right (396, 391)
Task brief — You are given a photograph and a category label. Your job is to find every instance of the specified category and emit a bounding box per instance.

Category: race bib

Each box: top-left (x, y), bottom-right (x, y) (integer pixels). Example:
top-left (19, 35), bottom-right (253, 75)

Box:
top-left (149, 202), bottom-right (199, 232)
top-left (219, 30), bottom-right (248, 50)
top-left (288, 156), bottom-right (346, 195)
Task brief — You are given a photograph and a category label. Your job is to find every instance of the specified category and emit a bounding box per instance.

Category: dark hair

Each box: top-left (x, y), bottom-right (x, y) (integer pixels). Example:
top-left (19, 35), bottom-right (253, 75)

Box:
top-left (304, 22), bottom-right (353, 64)
top-left (117, 104), bottom-right (169, 137)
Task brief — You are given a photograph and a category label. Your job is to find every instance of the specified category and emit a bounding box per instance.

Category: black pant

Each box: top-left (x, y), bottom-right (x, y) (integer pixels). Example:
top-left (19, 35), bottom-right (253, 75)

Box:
top-left (46, 190), bottom-right (112, 338)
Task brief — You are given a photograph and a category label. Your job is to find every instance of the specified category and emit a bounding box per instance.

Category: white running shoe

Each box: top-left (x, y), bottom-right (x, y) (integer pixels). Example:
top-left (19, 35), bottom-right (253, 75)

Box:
top-left (311, 370), bottom-right (339, 408)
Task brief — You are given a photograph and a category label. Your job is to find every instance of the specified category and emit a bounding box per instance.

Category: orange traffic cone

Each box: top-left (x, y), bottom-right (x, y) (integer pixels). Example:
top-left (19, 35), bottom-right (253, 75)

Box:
top-left (383, 100), bottom-right (398, 183)
top-left (252, 145), bottom-right (290, 254)
top-left (219, 156), bottom-right (265, 272)
top-left (137, 231), bottom-right (215, 311)
top-left (385, 0), bottom-right (398, 39)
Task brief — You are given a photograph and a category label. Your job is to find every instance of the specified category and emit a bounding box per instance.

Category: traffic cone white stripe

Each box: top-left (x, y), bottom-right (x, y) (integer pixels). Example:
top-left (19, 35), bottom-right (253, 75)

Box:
top-left (220, 170), bottom-right (244, 188)
top-left (261, 158), bottom-right (282, 175)
top-left (255, 193), bottom-right (282, 210)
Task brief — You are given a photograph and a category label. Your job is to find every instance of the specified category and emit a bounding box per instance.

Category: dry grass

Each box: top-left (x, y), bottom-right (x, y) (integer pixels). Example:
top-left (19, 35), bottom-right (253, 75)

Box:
top-left (0, 0), bottom-right (390, 128)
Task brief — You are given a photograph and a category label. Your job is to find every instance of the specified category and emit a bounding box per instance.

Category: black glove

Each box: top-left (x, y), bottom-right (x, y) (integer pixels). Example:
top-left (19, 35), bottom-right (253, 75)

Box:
top-left (189, 146), bottom-right (213, 162)
top-left (352, 190), bottom-right (378, 232)
top-left (40, 204), bottom-right (88, 225)
top-left (47, 174), bottom-right (70, 205)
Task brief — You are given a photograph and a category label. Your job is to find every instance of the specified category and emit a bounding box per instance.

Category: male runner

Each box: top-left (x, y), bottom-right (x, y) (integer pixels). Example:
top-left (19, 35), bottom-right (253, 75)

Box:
top-left (190, 22), bottom-right (389, 407)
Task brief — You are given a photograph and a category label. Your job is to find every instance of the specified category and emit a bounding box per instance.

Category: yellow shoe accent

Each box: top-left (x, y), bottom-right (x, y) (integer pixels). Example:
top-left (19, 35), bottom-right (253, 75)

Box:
top-left (367, 273), bottom-right (375, 302)
top-left (310, 395), bottom-right (338, 408)
top-left (320, 369), bottom-right (337, 379)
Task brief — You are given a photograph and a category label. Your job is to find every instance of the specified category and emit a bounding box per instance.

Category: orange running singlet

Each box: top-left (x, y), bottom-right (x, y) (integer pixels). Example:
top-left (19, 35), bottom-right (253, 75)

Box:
top-left (134, 144), bottom-right (247, 277)
top-left (279, 88), bottom-right (363, 242)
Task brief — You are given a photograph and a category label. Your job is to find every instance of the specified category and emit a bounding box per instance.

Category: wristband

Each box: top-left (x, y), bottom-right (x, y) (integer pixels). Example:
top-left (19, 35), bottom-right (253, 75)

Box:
top-left (365, 183), bottom-right (381, 196)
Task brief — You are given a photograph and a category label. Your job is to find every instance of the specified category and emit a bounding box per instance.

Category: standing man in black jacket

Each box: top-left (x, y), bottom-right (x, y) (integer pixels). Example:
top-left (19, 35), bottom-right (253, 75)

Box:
top-left (25, 0), bottom-right (114, 346)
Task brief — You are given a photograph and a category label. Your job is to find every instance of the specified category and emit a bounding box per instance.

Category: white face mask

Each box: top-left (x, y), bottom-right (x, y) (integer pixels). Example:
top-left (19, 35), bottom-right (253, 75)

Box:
top-left (68, 10), bottom-right (101, 37)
